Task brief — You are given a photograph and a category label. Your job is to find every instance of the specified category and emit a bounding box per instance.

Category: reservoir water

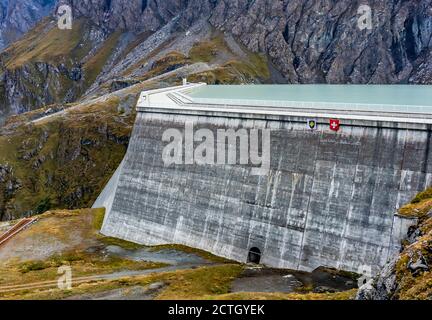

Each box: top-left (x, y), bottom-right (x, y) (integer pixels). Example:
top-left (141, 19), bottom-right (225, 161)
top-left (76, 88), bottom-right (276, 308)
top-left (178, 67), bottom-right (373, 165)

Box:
top-left (188, 85), bottom-right (432, 113)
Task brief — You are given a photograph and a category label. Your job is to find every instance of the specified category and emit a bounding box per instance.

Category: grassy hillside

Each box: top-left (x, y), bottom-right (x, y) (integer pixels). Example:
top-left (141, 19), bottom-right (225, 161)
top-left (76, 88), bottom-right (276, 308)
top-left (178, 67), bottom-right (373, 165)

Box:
top-left (3, 19), bottom-right (89, 69)
top-left (0, 93), bottom-right (135, 221)
top-left (393, 191), bottom-right (432, 299)
top-left (0, 17), bottom-right (125, 116)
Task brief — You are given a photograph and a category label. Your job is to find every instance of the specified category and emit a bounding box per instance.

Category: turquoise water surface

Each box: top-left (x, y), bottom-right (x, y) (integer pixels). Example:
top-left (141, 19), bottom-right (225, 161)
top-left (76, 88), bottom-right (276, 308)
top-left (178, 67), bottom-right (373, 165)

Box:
top-left (188, 85), bottom-right (432, 112)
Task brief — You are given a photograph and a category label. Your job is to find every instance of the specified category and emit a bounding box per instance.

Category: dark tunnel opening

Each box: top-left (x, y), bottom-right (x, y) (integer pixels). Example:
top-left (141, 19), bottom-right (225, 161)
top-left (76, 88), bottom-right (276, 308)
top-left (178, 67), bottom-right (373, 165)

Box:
top-left (248, 247), bottom-right (262, 264)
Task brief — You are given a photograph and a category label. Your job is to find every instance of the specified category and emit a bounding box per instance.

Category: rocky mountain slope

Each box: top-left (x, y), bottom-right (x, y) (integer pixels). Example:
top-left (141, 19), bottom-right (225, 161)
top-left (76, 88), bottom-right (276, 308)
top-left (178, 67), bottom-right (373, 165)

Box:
top-left (59, 0), bottom-right (432, 84)
top-left (0, 2), bottom-right (270, 219)
top-left (0, 2), bottom-right (270, 123)
top-left (0, 0), bottom-right (55, 49)
top-left (357, 189), bottom-right (432, 300)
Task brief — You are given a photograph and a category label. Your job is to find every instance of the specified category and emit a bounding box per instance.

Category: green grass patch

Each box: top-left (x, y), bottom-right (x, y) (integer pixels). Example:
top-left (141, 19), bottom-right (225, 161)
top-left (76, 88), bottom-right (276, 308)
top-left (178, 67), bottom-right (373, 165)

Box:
top-left (4, 19), bottom-right (88, 68)
top-left (189, 38), bottom-right (222, 63)
top-left (19, 261), bottom-right (51, 273)
top-left (99, 237), bottom-right (145, 250)
top-left (399, 187), bottom-right (432, 218)
top-left (140, 51), bottom-right (190, 81)
top-left (411, 187), bottom-right (432, 204)
top-left (93, 208), bottom-right (106, 231)
top-left (157, 264), bottom-right (244, 300)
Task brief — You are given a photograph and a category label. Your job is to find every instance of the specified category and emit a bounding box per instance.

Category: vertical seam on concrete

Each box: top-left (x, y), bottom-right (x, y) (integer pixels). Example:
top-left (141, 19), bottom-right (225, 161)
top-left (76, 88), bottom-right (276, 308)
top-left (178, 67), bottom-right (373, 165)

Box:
top-left (400, 128), bottom-right (408, 183)
top-left (419, 126), bottom-right (432, 189)
top-left (396, 129), bottom-right (408, 206)
top-left (296, 129), bottom-right (321, 270)
top-left (367, 125), bottom-right (383, 226)
top-left (337, 126), bottom-right (362, 270)
top-left (387, 128), bottom-right (408, 264)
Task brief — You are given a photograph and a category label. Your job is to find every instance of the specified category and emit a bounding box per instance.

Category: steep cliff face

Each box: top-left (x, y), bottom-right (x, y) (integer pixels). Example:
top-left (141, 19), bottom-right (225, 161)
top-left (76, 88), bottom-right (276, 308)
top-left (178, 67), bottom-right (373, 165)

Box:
top-left (0, 0), bottom-right (56, 49)
top-left (52, 0), bottom-right (211, 34)
top-left (57, 0), bottom-right (190, 32)
top-left (211, 0), bottom-right (432, 84)
top-left (60, 0), bottom-right (432, 84)
top-left (357, 190), bottom-right (432, 300)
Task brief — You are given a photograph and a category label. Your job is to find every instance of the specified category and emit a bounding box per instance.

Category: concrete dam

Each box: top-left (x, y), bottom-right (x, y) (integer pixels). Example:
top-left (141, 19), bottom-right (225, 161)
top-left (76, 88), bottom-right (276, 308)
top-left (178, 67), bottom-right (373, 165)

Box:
top-left (95, 84), bottom-right (432, 275)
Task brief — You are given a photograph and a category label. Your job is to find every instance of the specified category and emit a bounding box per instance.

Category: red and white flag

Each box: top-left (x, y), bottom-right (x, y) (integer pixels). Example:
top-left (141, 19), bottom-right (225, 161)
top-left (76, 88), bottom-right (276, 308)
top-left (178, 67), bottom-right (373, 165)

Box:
top-left (330, 119), bottom-right (340, 132)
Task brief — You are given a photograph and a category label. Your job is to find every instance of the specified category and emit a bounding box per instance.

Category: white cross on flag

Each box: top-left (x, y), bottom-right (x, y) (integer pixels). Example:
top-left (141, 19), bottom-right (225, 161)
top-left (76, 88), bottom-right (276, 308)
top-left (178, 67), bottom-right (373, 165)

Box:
top-left (330, 119), bottom-right (340, 132)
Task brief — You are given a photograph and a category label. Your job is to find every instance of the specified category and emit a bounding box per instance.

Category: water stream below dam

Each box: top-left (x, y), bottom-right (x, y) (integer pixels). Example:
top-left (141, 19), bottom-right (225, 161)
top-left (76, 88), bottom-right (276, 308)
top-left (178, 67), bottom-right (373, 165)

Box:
top-left (96, 245), bottom-right (358, 295)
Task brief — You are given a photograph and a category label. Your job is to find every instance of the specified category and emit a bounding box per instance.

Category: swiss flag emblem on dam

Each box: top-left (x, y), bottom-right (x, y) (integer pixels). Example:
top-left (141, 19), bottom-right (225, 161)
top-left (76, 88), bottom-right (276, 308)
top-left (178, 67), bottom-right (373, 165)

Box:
top-left (330, 119), bottom-right (340, 132)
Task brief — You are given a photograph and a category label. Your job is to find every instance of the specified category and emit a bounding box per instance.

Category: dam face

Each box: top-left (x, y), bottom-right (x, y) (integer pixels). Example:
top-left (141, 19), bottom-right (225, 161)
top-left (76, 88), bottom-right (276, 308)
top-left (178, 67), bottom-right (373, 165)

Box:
top-left (98, 85), bottom-right (431, 275)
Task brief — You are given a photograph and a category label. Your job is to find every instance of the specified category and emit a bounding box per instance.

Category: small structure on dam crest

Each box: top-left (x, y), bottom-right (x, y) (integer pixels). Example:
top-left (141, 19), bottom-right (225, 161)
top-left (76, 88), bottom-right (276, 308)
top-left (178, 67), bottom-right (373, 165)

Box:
top-left (94, 83), bottom-right (432, 275)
